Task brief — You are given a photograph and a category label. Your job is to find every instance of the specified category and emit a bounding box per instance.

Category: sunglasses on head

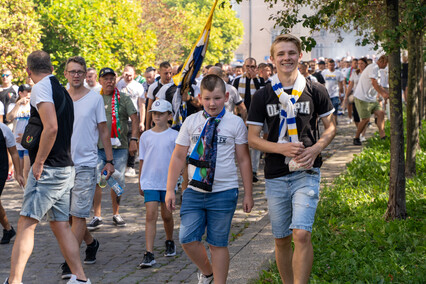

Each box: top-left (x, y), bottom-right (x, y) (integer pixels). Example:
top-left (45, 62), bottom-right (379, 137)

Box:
top-left (2, 74), bottom-right (11, 78)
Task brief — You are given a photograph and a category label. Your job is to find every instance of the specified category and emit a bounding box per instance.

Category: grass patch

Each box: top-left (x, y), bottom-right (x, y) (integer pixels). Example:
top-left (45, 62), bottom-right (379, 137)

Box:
top-left (257, 122), bottom-right (426, 283)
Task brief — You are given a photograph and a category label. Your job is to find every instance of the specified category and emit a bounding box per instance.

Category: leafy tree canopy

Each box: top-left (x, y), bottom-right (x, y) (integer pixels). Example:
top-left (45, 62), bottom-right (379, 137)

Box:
top-left (165, 0), bottom-right (244, 64)
top-left (0, 0), bottom-right (42, 84)
top-left (37, 0), bottom-right (157, 80)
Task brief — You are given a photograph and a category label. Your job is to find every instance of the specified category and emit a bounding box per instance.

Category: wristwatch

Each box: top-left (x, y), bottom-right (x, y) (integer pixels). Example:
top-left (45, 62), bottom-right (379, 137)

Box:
top-left (105, 160), bottom-right (114, 165)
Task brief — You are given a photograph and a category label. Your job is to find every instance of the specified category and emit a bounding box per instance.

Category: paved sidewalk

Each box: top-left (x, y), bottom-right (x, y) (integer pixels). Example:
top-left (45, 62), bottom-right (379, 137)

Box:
top-left (0, 115), bottom-right (374, 283)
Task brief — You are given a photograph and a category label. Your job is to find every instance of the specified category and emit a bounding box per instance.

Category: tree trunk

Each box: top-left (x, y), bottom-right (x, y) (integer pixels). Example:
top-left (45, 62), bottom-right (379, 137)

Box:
top-left (405, 30), bottom-right (419, 177)
top-left (419, 35), bottom-right (425, 124)
top-left (384, 0), bottom-right (406, 221)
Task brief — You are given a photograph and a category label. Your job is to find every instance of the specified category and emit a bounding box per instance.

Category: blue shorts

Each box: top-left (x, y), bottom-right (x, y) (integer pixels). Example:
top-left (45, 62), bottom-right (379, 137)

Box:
top-left (143, 190), bottom-right (166, 203)
top-left (331, 97), bottom-right (340, 115)
top-left (265, 168), bottom-right (321, 238)
top-left (18, 150), bottom-right (29, 159)
top-left (179, 188), bottom-right (238, 247)
top-left (20, 166), bottom-right (75, 222)
top-left (96, 148), bottom-right (128, 189)
top-left (70, 166), bottom-right (97, 218)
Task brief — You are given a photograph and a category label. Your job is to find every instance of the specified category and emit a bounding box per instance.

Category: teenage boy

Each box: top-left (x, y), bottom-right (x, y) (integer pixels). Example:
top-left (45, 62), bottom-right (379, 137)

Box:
top-left (0, 123), bottom-right (24, 244)
top-left (165, 74), bottom-right (254, 284)
top-left (247, 34), bottom-right (336, 284)
top-left (137, 99), bottom-right (178, 268)
top-left (60, 56), bottom-right (115, 279)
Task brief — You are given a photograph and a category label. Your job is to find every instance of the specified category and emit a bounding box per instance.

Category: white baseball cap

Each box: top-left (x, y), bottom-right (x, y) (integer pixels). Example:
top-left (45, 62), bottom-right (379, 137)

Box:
top-left (149, 99), bottom-right (172, 113)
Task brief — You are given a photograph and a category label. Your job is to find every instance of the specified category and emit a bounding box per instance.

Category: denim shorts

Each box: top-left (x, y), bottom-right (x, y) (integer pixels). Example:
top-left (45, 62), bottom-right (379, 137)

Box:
top-left (18, 150), bottom-right (29, 159)
top-left (179, 188), bottom-right (238, 247)
top-left (144, 190), bottom-right (167, 203)
top-left (96, 148), bottom-right (128, 189)
top-left (331, 97), bottom-right (340, 115)
top-left (20, 166), bottom-right (75, 222)
top-left (265, 168), bottom-right (321, 238)
top-left (70, 166), bottom-right (96, 218)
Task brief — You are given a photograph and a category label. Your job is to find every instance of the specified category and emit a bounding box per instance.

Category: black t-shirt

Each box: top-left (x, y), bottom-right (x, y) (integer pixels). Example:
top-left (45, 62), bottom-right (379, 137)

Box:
top-left (0, 86), bottom-right (18, 123)
top-left (312, 71), bottom-right (325, 84)
top-left (247, 81), bottom-right (333, 179)
top-left (28, 76), bottom-right (74, 167)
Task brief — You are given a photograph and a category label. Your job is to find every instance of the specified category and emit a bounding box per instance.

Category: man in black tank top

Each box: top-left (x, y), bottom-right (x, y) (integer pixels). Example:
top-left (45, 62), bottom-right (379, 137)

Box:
top-left (6, 51), bottom-right (91, 284)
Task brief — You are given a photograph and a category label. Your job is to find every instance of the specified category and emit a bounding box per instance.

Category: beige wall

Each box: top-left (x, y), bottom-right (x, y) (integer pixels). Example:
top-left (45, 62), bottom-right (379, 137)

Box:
top-left (233, 0), bottom-right (312, 65)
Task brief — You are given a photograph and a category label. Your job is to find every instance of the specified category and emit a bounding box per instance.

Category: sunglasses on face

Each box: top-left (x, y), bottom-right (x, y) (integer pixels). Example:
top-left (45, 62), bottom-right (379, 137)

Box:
top-left (2, 74), bottom-right (11, 78)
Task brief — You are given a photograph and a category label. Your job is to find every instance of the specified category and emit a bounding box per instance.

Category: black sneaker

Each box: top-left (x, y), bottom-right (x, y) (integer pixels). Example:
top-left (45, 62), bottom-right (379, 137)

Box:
top-left (87, 217), bottom-right (103, 231)
top-left (353, 138), bottom-right (362, 146)
top-left (1, 227), bottom-right (16, 244)
top-left (112, 215), bottom-right (126, 227)
top-left (164, 240), bottom-right (176, 257)
top-left (61, 262), bottom-right (72, 279)
top-left (84, 239), bottom-right (100, 264)
top-left (252, 172), bottom-right (259, 183)
top-left (138, 251), bottom-right (156, 268)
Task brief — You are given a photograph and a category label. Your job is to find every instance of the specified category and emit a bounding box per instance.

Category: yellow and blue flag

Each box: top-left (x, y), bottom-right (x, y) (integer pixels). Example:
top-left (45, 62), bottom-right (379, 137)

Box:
top-left (172, 0), bottom-right (219, 130)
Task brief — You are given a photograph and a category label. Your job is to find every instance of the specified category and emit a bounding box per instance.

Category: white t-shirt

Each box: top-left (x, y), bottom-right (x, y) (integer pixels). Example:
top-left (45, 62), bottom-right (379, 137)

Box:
top-left (138, 128), bottom-right (178, 191)
top-left (8, 102), bottom-right (31, 151)
top-left (116, 79), bottom-right (145, 112)
top-left (349, 71), bottom-right (361, 91)
top-left (176, 111), bottom-right (248, 193)
top-left (225, 84), bottom-right (243, 113)
top-left (71, 90), bottom-right (107, 167)
top-left (30, 75), bottom-right (55, 110)
top-left (0, 122), bottom-right (15, 148)
top-left (321, 69), bottom-right (345, 98)
top-left (88, 83), bottom-right (102, 94)
top-left (146, 81), bottom-right (164, 101)
top-left (0, 101), bottom-right (4, 116)
top-left (354, 63), bottom-right (380, 103)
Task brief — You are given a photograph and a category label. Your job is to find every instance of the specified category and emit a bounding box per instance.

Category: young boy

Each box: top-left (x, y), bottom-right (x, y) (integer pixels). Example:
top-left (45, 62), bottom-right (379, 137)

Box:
top-left (138, 99), bottom-right (178, 268)
top-left (165, 74), bottom-right (254, 284)
top-left (0, 123), bottom-right (24, 244)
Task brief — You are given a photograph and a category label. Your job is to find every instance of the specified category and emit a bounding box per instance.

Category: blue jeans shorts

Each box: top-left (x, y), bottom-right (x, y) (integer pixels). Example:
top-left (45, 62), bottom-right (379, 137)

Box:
top-left (70, 166), bottom-right (97, 218)
top-left (179, 188), bottom-right (238, 247)
top-left (20, 166), bottom-right (75, 222)
top-left (96, 148), bottom-right (128, 189)
top-left (265, 168), bottom-right (321, 238)
top-left (144, 190), bottom-right (166, 203)
top-left (331, 97), bottom-right (340, 115)
top-left (18, 150), bottom-right (29, 159)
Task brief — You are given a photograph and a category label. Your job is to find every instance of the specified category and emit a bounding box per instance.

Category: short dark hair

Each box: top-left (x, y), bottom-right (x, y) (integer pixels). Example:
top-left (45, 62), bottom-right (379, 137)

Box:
top-left (159, 61), bottom-right (171, 69)
top-left (328, 59), bottom-right (335, 64)
top-left (145, 66), bottom-right (156, 73)
top-left (244, 57), bottom-right (257, 66)
top-left (65, 56), bottom-right (87, 71)
top-left (27, 50), bottom-right (53, 74)
top-left (214, 63), bottom-right (223, 68)
top-left (200, 74), bottom-right (226, 95)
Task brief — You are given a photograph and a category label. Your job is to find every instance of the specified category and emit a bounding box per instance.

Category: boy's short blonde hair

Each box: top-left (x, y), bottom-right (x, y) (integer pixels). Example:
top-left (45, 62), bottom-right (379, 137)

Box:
top-left (270, 34), bottom-right (302, 57)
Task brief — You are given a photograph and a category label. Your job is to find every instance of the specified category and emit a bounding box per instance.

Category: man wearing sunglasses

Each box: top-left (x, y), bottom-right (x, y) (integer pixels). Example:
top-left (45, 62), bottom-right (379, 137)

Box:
top-left (0, 69), bottom-right (19, 124)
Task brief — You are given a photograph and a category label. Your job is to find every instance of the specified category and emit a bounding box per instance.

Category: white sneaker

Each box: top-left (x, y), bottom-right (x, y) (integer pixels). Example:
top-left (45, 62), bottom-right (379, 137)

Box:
top-left (360, 135), bottom-right (367, 142)
top-left (3, 278), bottom-right (22, 284)
top-left (125, 167), bottom-right (136, 177)
top-left (67, 275), bottom-right (92, 284)
top-left (197, 273), bottom-right (213, 284)
top-left (347, 118), bottom-right (353, 124)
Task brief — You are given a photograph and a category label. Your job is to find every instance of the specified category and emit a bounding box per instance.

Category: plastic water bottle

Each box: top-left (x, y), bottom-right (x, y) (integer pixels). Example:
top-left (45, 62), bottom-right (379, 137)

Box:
top-left (99, 170), bottom-right (108, 188)
top-left (107, 174), bottom-right (124, 197)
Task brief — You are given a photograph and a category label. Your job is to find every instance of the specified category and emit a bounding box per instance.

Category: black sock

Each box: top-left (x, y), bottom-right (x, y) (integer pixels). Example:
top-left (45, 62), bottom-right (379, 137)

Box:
top-left (88, 239), bottom-right (97, 247)
top-left (76, 279), bottom-right (87, 283)
top-left (204, 273), bottom-right (213, 278)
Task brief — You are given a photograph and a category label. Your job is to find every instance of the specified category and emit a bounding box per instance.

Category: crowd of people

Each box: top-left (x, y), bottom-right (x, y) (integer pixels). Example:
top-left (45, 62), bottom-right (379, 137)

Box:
top-left (0, 33), bottom-right (395, 284)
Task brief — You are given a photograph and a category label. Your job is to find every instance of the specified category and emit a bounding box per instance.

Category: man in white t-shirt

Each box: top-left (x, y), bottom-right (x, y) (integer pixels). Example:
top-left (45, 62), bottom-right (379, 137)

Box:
top-left (321, 59), bottom-right (344, 124)
top-left (59, 56), bottom-right (115, 280)
top-left (116, 65), bottom-right (146, 177)
top-left (85, 67), bottom-right (102, 93)
top-left (146, 62), bottom-right (172, 129)
top-left (207, 66), bottom-right (247, 120)
top-left (352, 55), bottom-right (389, 145)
